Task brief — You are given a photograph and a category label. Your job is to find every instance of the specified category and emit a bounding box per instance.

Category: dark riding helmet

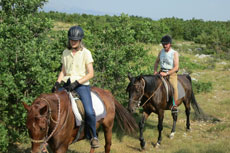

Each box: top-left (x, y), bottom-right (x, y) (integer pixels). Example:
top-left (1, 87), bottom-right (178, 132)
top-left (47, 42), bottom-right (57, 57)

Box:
top-left (161, 35), bottom-right (172, 44)
top-left (68, 26), bottom-right (84, 40)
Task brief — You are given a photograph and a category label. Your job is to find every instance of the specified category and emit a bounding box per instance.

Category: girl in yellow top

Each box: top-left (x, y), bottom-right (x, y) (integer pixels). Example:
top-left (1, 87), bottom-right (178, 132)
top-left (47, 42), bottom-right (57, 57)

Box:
top-left (52, 26), bottom-right (99, 148)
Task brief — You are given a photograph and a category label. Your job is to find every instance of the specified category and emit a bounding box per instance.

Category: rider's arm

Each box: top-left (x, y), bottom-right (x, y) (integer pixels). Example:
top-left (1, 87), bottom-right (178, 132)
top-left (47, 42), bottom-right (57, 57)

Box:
top-left (168, 51), bottom-right (179, 75)
top-left (57, 65), bottom-right (65, 83)
top-left (78, 62), bottom-right (94, 84)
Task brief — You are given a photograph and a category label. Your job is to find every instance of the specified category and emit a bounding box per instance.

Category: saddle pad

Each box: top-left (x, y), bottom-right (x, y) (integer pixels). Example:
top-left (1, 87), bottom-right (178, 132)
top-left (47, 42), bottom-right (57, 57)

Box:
top-left (161, 77), bottom-right (185, 101)
top-left (177, 81), bottom-right (185, 99)
top-left (69, 92), bottom-right (107, 126)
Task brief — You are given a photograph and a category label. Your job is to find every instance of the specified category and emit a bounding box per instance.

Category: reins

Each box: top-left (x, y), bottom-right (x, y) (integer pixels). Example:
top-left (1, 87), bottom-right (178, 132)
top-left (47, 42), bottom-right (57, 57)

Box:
top-left (140, 78), bottom-right (163, 107)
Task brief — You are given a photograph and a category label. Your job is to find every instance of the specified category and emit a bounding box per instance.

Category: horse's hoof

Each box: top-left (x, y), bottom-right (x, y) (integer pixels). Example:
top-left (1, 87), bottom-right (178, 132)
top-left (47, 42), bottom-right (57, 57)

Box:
top-left (140, 140), bottom-right (146, 149)
top-left (155, 142), bottom-right (160, 148)
top-left (140, 146), bottom-right (145, 151)
top-left (140, 144), bottom-right (146, 150)
top-left (169, 132), bottom-right (176, 139)
top-left (186, 128), bottom-right (191, 132)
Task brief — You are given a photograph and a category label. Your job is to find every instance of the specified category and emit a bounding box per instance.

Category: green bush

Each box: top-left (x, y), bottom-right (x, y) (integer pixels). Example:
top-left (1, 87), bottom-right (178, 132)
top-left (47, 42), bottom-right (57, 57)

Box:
top-left (192, 81), bottom-right (212, 94)
top-left (0, 123), bottom-right (9, 152)
top-left (0, 0), bottom-right (65, 150)
top-left (85, 14), bottom-right (153, 103)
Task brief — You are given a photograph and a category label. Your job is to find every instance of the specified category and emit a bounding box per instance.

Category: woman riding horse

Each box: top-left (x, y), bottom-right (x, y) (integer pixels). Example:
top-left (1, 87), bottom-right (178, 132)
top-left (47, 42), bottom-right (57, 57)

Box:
top-left (52, 25), bottom-right (99, 148)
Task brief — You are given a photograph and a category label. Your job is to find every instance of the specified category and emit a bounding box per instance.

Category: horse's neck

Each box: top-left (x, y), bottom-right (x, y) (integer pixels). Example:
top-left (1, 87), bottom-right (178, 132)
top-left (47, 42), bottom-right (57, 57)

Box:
top-left (143, 76), bottom-right (160, 93)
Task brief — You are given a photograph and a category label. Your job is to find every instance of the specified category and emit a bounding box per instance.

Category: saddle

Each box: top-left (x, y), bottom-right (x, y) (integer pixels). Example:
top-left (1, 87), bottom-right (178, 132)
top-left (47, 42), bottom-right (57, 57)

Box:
top-left (71, 91), bottom-right (85, 119)
top-left (160, 76), bottom-right (185, 102)
top-left (68, 90), bottom-right (106, 126)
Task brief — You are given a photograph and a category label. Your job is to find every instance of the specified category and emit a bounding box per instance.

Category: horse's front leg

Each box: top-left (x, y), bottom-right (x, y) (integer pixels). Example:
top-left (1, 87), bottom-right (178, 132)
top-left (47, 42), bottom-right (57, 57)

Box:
top-left (156, 110), bottom-right (164, 147)
top-left (139, 112), bottom-right (149, 149)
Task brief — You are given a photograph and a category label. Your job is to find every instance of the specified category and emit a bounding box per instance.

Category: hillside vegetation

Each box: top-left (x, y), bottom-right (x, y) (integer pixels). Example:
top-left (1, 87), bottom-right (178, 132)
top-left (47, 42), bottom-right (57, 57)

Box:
top-left (1, 1), bottom-right (230, 152)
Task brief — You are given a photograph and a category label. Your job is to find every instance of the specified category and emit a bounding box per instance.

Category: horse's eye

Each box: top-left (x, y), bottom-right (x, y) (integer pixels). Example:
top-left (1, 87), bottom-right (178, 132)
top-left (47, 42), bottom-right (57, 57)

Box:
top-left (136, 86), bottom-right (142, 92)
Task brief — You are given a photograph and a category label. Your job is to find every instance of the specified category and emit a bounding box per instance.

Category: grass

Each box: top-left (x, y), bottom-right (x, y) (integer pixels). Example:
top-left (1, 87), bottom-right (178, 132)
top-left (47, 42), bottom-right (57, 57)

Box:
top-left (15, 42), bottom-right (230, 153)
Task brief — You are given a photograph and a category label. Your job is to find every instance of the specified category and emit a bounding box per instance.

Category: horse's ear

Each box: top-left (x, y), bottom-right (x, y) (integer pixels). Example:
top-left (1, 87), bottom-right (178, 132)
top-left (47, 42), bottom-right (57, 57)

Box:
top-left (128, 73), bottom-right (132, 81)
top-left (137, 74), bottom-right (143, 81)
top-left (40, 105), bottom-right (48, 116)
top-left (22, 102), bottom-right (30, 112)
top-left (140, 74), bottom-right (143, 79)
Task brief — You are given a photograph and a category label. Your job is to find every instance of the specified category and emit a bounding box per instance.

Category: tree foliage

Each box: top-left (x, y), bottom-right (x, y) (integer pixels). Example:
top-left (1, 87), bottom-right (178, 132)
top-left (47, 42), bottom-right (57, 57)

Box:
top-left (0, 0), bottom-right (65, 151)
top-left (84, 14), bottom-right (152, 102)
top-left (43, 12), bottom-right (230, 59)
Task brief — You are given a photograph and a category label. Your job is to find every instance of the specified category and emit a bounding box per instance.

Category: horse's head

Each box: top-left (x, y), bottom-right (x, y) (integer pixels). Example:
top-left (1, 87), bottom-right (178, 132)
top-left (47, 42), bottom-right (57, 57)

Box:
top-left (23, 98), bottom-right (50, 153)
top-left (127, 74), bottom-right (145, 113)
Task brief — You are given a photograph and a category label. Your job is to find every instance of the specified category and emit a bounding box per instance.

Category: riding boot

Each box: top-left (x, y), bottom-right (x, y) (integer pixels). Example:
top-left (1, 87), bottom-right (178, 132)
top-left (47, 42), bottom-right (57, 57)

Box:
top-left (171, 100), bottom-right (178, 113)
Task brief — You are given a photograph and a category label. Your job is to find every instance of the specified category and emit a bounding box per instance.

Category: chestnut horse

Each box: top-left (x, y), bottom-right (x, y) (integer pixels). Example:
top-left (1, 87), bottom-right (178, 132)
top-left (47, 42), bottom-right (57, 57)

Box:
top-left (126, 74), bottom-right (209, 149)
top-left (23, 87), bottom-right (138, 153)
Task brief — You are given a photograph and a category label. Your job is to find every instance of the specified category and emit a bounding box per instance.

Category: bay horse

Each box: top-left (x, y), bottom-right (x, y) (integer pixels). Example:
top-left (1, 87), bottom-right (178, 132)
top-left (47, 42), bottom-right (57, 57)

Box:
top-left (23, 86), bottom-right (138, 153)
top-left (126, 74), bottom-right (207, 149)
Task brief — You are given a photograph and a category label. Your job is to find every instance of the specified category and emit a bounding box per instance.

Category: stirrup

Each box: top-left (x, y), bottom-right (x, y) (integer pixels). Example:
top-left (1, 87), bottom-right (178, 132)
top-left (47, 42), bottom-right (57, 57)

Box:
top-left (171, 105), bottom-right (178, 113)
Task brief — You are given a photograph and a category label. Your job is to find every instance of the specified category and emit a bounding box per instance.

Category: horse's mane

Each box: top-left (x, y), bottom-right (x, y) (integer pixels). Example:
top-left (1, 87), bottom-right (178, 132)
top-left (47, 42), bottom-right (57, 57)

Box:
top-left (142, 75), bottom-right (161, 93)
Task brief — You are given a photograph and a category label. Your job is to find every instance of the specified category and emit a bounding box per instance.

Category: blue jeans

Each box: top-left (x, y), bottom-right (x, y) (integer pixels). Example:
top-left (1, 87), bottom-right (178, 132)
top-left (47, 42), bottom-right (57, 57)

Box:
top-left (74, 85), bottom-right (97, 139)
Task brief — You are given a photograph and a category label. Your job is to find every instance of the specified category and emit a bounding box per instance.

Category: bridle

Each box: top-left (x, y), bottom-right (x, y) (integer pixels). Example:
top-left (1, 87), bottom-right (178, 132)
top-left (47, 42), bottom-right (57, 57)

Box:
top-left (30, 93), bottom-right (62, 152)
top-left (129, 78), bottom-right (145, 107)
top-left (129, 78), bottom-right (163, 107)
top-left (30, 94), bottom-right (60, 142)
top-left (29, 92), bottom-right (72, 152)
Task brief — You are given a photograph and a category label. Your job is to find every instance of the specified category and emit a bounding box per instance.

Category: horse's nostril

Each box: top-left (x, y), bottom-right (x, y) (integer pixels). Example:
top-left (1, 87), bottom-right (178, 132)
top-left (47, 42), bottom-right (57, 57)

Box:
top-left (128, 107), bottom-right (132, 113)
top-left (128, 107), bottom-right (134, 113)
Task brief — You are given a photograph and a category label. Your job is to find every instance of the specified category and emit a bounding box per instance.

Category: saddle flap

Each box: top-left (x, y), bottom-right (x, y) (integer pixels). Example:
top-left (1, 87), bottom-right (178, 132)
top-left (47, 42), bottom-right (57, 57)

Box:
top-left (69, 91), bottom-right (107, 126)
top-left (177, 80), bottom-right (185, 99)
top-left (161, 77), bottom-right (185, 101)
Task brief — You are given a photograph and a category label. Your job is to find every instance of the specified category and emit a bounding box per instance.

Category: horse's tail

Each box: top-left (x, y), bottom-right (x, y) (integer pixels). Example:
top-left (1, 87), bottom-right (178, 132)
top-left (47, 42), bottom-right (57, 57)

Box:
top-left (114, 99), bottom-right (138, 134)
top-left (186, 75), bottom-right (220, 122)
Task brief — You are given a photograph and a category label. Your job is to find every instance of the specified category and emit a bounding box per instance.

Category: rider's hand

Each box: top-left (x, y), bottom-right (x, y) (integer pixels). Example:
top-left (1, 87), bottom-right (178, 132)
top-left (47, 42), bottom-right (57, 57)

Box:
top-left (52, 82), bottom-right (61, 93)
top-left (64, 80), bottom-right (81, 92)
top-left (160, 72), bottom-right (168, 77)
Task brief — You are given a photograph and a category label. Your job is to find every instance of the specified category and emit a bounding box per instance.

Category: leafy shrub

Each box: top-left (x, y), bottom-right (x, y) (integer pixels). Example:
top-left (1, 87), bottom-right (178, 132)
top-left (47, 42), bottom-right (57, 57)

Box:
top-left (0, 0), bottom-right (65, 149)
top-left (192, 81), bottom-right (212, 94)
top-left (85, 14), bottom-right (152, 103)
top-left (179, 56), bottom-right (207, 73)
top-left (0, 123), bottom-right (9, 153)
